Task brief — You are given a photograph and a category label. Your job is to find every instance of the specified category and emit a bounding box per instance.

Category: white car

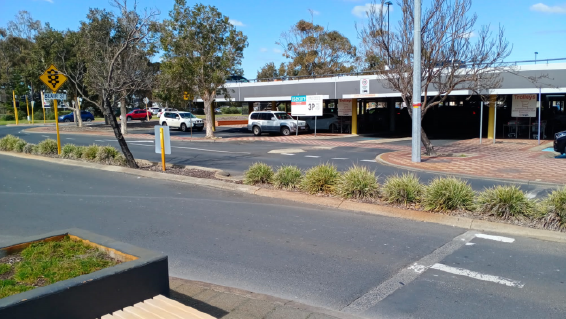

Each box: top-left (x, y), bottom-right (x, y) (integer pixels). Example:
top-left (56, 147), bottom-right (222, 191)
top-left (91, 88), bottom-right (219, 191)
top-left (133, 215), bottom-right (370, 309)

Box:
top-left (247, 111), bottom-right (307, 136)
top-left (149, 107), bottom-right (161, 115)
top-left (157, 108), bottom-right (178, 118)
top-left (160, 111), bottom-right (204, 132)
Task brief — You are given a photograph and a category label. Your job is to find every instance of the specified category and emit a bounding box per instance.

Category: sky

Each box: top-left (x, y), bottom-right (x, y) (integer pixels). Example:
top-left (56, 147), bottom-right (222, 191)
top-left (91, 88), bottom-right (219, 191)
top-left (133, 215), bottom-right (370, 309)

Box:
top-left (1, 0), bottom-right (565, 79)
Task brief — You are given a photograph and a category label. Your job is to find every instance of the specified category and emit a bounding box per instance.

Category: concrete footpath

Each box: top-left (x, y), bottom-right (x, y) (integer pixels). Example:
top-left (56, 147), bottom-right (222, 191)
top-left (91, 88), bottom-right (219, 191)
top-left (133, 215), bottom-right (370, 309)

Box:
top-left (169, 277), bottom-right (361, 319)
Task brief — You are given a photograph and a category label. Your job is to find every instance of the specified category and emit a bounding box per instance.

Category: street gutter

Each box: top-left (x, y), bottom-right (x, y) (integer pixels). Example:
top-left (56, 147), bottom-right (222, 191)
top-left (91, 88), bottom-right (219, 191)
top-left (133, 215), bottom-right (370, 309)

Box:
top-left (1, 151), bottom-right (565, 244)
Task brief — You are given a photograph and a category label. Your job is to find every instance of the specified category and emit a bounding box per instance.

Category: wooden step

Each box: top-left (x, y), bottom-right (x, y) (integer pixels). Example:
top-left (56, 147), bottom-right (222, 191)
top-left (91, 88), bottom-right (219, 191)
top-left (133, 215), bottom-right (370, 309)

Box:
top-left (98, 295), bottom-right (216, 319)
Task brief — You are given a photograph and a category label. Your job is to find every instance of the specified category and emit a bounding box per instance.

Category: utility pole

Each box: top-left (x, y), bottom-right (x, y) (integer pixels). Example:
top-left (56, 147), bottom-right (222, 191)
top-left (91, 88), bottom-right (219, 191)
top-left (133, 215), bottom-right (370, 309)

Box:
top-left (412, 0), bottom-right (422, 162)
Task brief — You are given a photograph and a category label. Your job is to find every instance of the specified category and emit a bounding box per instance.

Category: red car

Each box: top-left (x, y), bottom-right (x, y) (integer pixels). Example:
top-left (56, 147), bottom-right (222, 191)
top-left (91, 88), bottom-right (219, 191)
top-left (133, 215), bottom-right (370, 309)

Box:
top-left (121, 109), bottom-right (152, 122)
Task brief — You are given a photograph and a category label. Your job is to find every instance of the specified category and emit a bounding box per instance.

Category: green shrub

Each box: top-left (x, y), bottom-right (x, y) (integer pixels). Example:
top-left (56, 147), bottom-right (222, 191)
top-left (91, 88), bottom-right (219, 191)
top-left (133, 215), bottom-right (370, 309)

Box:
top-left (72, 145), bottom-right (86, 159)
top-left (112, 154), bottom-right (127, 166)
top-left (382, 173), bottom-right (424, 205)
top-left (96, 145), bottom-right (120, 164)
top-left (244, 162), bottom-right (274, 185)
top-left (61, 144), bottom-right (78, 159)
top-left (423, 177), bottom-right (475, 212)
top-left (273, 165), bottom-right (302, 189)
top-left (36, 139), bottom-right (58, 155)
top-left (13, 140), bottom-right (27, 153)
top-left (540, 187), bottom-right (566, 231)
top-left (23, 143), bottom-right (35, 154)
top-left (222, 106), bottom-right (240, 114)
top-left (82, 145), bottom-right (99, 161)
top-left (0, 134), bottom-right (20, 151)
top-left (0, 114), bottom-right (15, 121)
top-left (336, 165), bottom-right (379, 199)
top-left (476, 185), bottom-right (535, 220)
top-left (300, 163), bottom-right (340, 194)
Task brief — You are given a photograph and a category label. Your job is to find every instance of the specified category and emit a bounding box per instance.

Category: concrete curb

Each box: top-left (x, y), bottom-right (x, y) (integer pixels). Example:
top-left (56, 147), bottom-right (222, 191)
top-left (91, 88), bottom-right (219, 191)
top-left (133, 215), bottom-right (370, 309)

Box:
top-left (375, 153), bottom-right (564, 188)
top-left (2, 151), bottom-right (565, 243)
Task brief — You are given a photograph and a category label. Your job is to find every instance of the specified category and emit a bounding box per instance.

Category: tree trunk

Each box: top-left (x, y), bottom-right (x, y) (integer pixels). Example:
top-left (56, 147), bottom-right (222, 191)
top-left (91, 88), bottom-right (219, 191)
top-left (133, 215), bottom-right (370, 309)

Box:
top-left (421, 127), bottom-right (436, 156)
top-left (120, 95), bottom-right (128, 135)
top-left (76, 97), bottom-right (83, 128)
top-left (203, 96), bottom-right (214, 138)
top-left (103, 96), bottom-right (138, 168)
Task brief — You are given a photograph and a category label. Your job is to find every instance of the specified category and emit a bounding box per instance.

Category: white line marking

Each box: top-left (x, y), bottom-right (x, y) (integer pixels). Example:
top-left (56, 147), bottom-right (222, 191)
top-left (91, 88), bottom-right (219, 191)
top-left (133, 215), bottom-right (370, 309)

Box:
top-left (465, 243), bottom-right (475, 246)
top-left (130, 144), bottom-right (152, 147)
top-left (66, 138), bottom-right (74, 140)
top-left (430, 263), bottom-right (524, 288)
top-left (172, 146), bottom-right (251, 154)
top-left (475, 234), bottom-right (515, 243)
top-left (407, 263), bottom-right (428, 274)
top-left (42, 135), bottom-right (50, 138)
top-left (94, 140), bottom-right (105, 142)
top-left (360, 159), bottom-right (375, 162)
top-left (305, 155), bottom-right (320, 158)
top-left (331, 157), bottom-right (348, 160)
top-left (281, 153), bottom-right (295, 156)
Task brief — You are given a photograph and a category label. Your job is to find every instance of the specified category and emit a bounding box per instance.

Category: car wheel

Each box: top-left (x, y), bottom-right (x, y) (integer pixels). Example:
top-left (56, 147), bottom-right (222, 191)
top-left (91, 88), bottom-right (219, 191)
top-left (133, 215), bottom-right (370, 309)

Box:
top-left (305, 124), bottom-right (310, 132)
top-left (281, 126), bottom-right (291, 136)
top-left (64, 118), bottom-right (70, 123)
top-left (126, 117), bottom-right (132, 122)
top-left (86, 118), bottom-right (92, 122)
top-left (253, 125), bottom-right (262, 136)
top-left (329, 124), bottom-right (337, 133)
top-left (181, 123), bottom-right (187, 132)
top-left (161, 122), bottom-right (167, 126)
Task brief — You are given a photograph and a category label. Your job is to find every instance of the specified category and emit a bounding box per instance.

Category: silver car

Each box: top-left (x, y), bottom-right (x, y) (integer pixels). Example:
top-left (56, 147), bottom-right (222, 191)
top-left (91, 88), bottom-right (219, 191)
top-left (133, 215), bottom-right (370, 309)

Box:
top-left (247, 111), bottom-right (307, 136)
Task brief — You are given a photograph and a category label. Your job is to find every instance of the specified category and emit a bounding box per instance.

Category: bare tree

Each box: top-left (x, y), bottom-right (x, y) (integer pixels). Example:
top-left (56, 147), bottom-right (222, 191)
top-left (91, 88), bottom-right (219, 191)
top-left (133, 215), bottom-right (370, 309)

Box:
top-left (359, 0), bottom-right (511, 155)
top-left (61, 0), bottom-right (159, 167)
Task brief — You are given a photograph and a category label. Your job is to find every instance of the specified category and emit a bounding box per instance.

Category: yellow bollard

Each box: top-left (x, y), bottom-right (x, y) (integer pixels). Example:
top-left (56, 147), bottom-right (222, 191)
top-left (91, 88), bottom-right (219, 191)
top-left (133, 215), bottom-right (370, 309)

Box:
top-left (26, 96), bottom-right (30, 124)
top-left (160, 127), bottom-right (166, 171)
top-left (12, 91), bottom-right (18, 125)
top-left (54, 99), bottom-right (61, 155)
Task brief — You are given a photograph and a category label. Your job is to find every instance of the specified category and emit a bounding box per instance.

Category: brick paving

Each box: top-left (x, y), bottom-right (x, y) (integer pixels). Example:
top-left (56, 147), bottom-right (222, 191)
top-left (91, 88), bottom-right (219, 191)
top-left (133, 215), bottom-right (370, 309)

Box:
top-left (380, 138), bottom-right (566, 185)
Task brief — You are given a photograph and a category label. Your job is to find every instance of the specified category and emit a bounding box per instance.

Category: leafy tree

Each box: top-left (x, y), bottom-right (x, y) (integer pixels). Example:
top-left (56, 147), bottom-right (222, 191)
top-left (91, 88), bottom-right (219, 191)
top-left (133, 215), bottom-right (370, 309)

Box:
top-left (359, 0), bottom-right (511, 155)
top-left (277, 16), bottom-right (356, 77)
top-left (256, 62), bottom-right (287, 81)
top-left (160, 0), bottom-right (248, 138)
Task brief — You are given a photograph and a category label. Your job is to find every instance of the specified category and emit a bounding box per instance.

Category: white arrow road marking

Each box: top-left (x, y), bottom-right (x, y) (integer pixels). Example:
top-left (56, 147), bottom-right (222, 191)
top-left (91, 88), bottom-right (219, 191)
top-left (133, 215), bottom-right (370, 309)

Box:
top-left (430, 263), bottom-right (524, 288)
top-left (305, 155), bottom-right (320, 158)
top-left (281, 153), bottom-right (295, 156)
top-left (475, 234), bottom-right (515, 243)
top-left (331, 158), bottom-right (348, 160)
top-left (360, 159), bottom-right (376, 162)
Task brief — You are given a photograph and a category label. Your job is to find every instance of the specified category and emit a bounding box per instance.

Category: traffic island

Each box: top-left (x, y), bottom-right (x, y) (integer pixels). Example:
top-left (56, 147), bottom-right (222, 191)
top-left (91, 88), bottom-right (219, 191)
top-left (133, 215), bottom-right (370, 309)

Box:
top-left (0, 229), bottom-right (169, 319)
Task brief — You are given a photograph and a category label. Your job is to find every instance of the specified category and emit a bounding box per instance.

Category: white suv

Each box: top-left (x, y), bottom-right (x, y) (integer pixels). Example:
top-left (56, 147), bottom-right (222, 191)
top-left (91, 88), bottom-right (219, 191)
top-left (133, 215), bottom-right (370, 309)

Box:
top-left (160, 111), bottom-right (204, 132)
top-left (247, 111), bottom-right (307, 136)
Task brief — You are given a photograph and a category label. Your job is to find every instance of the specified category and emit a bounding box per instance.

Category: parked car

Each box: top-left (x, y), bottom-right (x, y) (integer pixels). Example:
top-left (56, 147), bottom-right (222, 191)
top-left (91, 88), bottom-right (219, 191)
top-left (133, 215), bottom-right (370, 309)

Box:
top-left (226, 75), bottom-right (249, 83)
top-left (293, 113), bottom-right (343, 132)
top-left (58, 111), bottom-right (95, 123)
top-left (157, 108), bottom-right (178, 118)
top-left (149, 107), bottom-right (161, 115)
top-left (160, 111), bottom-right (204, 132)
top-left (554, 130), bottom-right (566, 154)
top-left (120, 109), bottom-right (152, 121)
top-left (247, 111), bottom-right (307, 136)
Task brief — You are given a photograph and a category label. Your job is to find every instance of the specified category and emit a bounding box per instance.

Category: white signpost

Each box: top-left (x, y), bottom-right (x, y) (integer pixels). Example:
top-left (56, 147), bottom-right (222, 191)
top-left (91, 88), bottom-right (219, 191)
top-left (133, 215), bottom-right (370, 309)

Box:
top-left (292, 95), bottom-right (324, 136)
top-left (512, 94), bottom-right (537, 117)
top-left (360, 78), bottom-right (370, 94)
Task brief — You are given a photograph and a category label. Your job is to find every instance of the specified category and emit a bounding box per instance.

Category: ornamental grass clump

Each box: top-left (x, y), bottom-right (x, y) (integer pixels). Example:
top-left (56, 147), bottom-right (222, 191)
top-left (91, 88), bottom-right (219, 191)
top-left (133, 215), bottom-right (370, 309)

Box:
top-left (72, 145), bottom-right (86, 159)
top-left (61, 144), bottom-right (78, 159)
top-left (540, 187), bottom-right (566, 231)
top-left (112, 154), bottom-right (127, 166)
top-left (244, 162), bottom-right (274, 185)
top-left (476, 185), bottom-right (535, 220)
top-left (273, 165), bottom-right (302, 189)
top-left (13, 139), bottom-right (27, 153)
top-left (382, 173), bottom-right (424, 205)
top-left (423, 177), bottom-right (475, 212)
top-left (336, 165), bottom-right (379, 199)
top-left (82, 145), bottom-right (99, 161)
top-left (300, 163), bottom-right (340, 194)
top-left (0, 134), bottom-right (20, 151)
top-left (23, 143), bottom-right (35, 154)
top-left (96, 145), bottom-right (120, 164)
top-left (36, 139), bottom-right (58, 155)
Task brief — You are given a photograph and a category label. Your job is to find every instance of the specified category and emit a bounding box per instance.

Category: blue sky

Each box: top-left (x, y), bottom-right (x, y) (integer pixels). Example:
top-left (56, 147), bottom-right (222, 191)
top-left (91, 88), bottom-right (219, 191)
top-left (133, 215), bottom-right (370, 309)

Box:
top-left (1, 0), bottom-right (565, 78)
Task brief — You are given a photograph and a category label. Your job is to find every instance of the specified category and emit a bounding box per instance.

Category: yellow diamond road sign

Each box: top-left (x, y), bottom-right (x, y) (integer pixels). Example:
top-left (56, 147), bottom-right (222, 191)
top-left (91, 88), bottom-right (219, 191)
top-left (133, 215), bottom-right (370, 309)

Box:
top-left (183, 92), bottom-right (190, 101)
top-left (39, 65), bottom-right (67, 93)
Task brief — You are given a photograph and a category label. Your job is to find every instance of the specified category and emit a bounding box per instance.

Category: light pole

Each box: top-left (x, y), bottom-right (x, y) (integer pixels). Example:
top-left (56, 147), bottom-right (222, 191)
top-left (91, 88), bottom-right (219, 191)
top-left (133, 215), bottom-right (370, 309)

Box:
top-left (412, 0), bottom-right (422, 162)
top-left (535, 52), bottom-right (538, 64)
top-left (385, 1), bottom-right (392, 65)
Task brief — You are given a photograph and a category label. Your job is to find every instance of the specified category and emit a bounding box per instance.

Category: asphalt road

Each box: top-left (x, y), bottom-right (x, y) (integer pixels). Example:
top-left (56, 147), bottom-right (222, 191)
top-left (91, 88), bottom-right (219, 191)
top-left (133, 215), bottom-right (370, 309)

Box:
top-left (1, 155), bottom-right (565, 318)
top-left (0, 125), bottom-right (556, 199)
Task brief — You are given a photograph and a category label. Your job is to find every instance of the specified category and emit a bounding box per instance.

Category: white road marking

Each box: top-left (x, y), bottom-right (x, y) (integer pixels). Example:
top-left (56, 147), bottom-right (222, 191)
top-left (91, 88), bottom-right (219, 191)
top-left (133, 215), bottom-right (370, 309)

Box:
top-left (430, 263), bottom-right (524, 288)
top-left (305, 155), bottom-right (320, 158)
top-left (66, 138), bottom-right (74, 140)
top-left (408, 263), bottom-right (428, 274)
top-left (281, 153), bottom-right (295, 156)
top-left (465, 243), bottom-right (475, 246)
top-left (130, 144), bottom-right (152, 147)
top-left (42, 135), bottom-right (51, 138)
top-left (475, 234), bottom-right (515, 243)
top-left (331, 158), bottom-right (348, 160)
top-left (360, 159), bottom-right (376, 162)
top-left (172, 146), bottom-right (251, 154)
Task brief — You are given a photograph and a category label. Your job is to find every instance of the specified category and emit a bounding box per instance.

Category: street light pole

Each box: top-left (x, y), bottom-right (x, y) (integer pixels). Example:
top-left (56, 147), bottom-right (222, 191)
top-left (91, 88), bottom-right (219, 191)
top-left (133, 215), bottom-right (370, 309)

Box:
top-left (412, 0), bottom-right (422, 162)
top-left (535, 52), bottom-right (538, 64)
top-left (385, 1), bottom-right (392, 65)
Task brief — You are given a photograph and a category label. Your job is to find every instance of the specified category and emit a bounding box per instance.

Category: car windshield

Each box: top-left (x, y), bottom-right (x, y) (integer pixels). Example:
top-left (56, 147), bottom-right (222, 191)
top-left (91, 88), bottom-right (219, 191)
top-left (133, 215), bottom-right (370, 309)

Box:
top-left (179, 112), bottom-right (196, 119)
top-left (274, 113), bottom-right (293, 120)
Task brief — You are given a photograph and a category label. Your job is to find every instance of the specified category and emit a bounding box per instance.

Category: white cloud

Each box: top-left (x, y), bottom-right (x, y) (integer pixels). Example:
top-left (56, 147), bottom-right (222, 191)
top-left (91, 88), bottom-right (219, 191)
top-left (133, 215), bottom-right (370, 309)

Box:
top-left (260, 48), bottom-right (268, 52)
top-left (311, 10), bottom-right (321, 15)
top-left (460, 31), bottom-right (476, 38)
top-left (530, 3), bottom-right (566, 14)
top-left (352, 3), bottom-right (390, 18)
top-left (273, 48), bottom-right (282, 53)
top-left (229, 19), bottom-right (245, 26)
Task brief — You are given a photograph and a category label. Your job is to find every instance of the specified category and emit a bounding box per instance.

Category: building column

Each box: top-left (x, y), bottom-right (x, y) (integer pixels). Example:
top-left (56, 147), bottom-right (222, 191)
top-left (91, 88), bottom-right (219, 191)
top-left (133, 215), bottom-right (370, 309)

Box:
top-left (271, 101), bottom-right (277, 111)
top-left (487, 95), bottom-right (497, 139)
top-left (351, 99), bottom-right (358, 135)
top-left (284, 102), bottom-right (288, 113)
